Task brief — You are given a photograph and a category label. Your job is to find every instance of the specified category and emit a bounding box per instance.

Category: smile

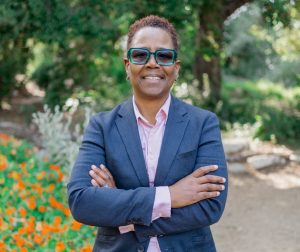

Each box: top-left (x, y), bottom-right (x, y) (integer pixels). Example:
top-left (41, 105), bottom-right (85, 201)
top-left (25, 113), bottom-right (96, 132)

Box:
top-left (143, 76), bottom-right (164, 80)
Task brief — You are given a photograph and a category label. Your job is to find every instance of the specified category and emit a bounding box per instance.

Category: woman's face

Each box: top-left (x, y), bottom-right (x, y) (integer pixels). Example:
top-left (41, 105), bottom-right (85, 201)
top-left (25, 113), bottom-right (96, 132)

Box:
top-left (124, 27), bottom-right (180, 101)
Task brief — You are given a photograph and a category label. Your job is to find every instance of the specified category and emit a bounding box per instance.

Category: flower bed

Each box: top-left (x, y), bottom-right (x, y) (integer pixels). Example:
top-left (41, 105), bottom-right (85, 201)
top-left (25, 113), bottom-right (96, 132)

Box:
top-left (0, 133), bottom-right (96, 251)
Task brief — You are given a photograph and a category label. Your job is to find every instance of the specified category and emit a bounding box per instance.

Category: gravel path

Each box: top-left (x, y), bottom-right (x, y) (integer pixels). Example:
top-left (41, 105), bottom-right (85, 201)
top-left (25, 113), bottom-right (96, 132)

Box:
top-left (212, 168), bottom-right (300, 252)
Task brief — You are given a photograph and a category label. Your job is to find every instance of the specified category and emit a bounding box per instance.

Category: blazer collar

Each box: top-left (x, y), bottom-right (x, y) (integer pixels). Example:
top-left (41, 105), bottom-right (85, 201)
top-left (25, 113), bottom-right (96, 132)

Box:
top-left (116, 96), bottom-right (189, 186)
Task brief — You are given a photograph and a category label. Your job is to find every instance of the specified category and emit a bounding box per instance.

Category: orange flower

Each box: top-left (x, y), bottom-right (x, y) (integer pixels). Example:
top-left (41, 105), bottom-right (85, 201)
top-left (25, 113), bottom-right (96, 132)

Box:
top-left (55, 241), bottom-right (65, 252)
top-left (49, 164), bottom-right (60, 171)
top-left (53, 216), bottom-right (62, 226)
top-left (0, 217), bottom-right (3, 227)
top-left (0, 241), bottom-right (6, 250)
top-left (5, 207), bottom-right (15, 216)
top-left (8, 171), bottom-right (22, 180)
top-left (81, 245), bottom-right (93, 252)
top-left (32, 183), bottom-right (43, 196)
top-left (49, 196), bottom-right (58, 207)
top-left (33, 234), bottom-right (43, 245)
top-left (18, 181), bottom-right (26, 190)
top-left (13, 234), bottom-right (25, 247)
top-left (71, 220), bottom-right (82, 231)
top-left (18, 227), bottom-right (27, 235)
top-left (36, 171), bottom-right (46, 180)
top-left (24, 224), bottom-right (34, 235)
top-left (38, 206), bottom-right (46, 213)
top-left (47, 183), bottom-right (55, 192)
top-left (20, 248), bottom-right (28, 252)
top-left (49, 196), bottom-right (65, 211)
top-left (56, 171), bottom-right (64, 182)
top-left (63, 207), bottom-right (71, 217)
top-left (41, 223), bottom-right (51, 236)
top-left (27, 196), bottom-right (36, 210)
top-left (0, 154), bottom-right (8, 171)
top-left (19, 206), bottom-right (27, 217)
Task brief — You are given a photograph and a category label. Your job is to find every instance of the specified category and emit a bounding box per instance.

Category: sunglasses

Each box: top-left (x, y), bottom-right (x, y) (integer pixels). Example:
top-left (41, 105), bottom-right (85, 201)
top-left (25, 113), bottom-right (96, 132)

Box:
top-left (127, 48), bottom-right (177, 66)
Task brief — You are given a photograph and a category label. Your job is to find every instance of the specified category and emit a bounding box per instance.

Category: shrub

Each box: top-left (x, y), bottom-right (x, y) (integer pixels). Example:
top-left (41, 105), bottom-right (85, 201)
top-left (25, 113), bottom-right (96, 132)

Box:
top-left (32, 105), bottom-right (93, 180)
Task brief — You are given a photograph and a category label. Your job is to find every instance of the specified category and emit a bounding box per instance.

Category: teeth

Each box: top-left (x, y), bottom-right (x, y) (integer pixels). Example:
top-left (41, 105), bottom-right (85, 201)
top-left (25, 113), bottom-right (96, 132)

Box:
top-left (144, 76), bottom-right (161, 80)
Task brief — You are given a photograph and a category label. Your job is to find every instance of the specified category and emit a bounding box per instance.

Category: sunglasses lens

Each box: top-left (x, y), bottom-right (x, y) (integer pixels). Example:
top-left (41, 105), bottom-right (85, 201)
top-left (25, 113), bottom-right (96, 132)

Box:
top-left (130, 49), bottom-right (148, 64)
top-left (156, 50), bottom-right (175, 65)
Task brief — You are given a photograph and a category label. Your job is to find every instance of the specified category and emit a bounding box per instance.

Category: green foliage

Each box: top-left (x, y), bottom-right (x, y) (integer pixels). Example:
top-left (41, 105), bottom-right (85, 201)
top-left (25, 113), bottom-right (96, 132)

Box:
top-left (206, 77), bottom-right (300, 146)
top-left (224, 2), bottom-right (300, 87)
top-left (254, 107), bottom-right (300, 145)
top-left (0, 134), bottom-right (96, 250)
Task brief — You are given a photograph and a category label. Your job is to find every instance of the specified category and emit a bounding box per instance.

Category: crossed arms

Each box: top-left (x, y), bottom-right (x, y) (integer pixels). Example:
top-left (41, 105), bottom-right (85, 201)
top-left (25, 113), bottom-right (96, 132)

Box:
top-left (67, 112), bottom-right (228, 238)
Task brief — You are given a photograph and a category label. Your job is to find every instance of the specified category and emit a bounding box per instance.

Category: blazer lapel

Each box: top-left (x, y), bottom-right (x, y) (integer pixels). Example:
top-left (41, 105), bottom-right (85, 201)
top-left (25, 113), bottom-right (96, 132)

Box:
top-left (154, 97), bottom-right (190, 185)
top-left (115, 99), bottom-right (149, 186)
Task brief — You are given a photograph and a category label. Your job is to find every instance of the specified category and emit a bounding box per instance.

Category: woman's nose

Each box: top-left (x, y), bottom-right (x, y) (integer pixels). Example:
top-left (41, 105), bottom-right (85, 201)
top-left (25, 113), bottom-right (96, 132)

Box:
top-left (146, 54), bottom-right (159, 67)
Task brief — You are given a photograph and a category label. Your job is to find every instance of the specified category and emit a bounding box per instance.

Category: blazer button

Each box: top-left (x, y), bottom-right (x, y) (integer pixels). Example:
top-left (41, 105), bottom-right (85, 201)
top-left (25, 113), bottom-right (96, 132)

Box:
top-left (137, 245), bottom-right (144, 252)
top-left (158, 234), bottom-right (164, 238)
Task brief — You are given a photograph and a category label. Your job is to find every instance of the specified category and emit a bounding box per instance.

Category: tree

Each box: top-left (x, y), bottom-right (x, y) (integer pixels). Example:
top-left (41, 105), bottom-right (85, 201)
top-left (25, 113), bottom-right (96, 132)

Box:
top-left (0, 0), bottom-right (298, 109)
top-left (124, 0), bottom-right (297, 105)
top-left (192, 0), bottom-right (299, 104)
top-left (193, 1), bottom-right (253, 103)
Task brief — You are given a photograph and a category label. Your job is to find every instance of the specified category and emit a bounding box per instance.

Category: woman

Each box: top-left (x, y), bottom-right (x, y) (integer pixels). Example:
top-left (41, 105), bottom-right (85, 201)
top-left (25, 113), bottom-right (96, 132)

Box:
top-left (68, 15), bottom-right (228, 252)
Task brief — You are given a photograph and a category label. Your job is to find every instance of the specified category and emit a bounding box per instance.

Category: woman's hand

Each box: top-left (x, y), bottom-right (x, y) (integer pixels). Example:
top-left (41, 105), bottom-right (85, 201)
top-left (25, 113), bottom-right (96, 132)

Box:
top-left (89, 164), bottom-right (116, 188)
top-left (169, 165), bottom-right (226, 208)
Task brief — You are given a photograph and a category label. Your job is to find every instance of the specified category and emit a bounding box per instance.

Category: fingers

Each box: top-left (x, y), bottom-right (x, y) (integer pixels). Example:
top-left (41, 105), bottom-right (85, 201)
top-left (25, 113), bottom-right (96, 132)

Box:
top-left (193, 165), bottom-right (226, 184)
top-left (99, 164), bottom-right (113, 180)
top-left (89, 165), bottom-right (110, 187)
top-left (198, 175), bottom-right (226, 184)
top-left (89, 164), bottom-right (116, 188)
top-left (193, 165), bottom-right (218, 178)
top-left (198, 191), bottom-right (221, 200)
top-left (197, 183), bottom-right (225, 193)
top-left (89, 168), bottom-right (106, 187)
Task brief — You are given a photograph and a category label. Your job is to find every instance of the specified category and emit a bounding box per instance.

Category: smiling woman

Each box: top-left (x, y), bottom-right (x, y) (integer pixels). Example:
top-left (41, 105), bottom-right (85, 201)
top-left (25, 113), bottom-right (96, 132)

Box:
top-left (68, 15), bottom-right (228, 252)
top-left (124, 25), bottom-right (180, 111)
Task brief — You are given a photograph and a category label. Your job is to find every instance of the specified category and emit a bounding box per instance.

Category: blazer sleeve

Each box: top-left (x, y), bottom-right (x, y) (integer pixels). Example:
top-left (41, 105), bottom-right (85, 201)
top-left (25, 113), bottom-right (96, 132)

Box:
top-left (134, 113), bottom-right (228, 240)
top-left (67, 115), bottom-right (156, 227)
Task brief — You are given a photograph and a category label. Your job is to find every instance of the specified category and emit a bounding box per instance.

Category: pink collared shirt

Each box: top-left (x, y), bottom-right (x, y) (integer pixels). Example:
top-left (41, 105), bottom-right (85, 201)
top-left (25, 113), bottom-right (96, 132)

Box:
top-left (119, 95), bottom-right (172, 252)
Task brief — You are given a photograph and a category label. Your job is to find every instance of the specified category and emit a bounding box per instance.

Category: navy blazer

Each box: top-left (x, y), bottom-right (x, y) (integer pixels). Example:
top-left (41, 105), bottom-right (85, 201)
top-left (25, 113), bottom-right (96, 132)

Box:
top-left (68, 96), bottom-right (228, 252)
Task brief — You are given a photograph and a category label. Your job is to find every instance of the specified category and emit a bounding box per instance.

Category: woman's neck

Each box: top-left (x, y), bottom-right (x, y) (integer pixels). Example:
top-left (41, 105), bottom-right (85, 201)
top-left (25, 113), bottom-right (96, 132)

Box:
top-left (134, 95), bottom-right (169, 125)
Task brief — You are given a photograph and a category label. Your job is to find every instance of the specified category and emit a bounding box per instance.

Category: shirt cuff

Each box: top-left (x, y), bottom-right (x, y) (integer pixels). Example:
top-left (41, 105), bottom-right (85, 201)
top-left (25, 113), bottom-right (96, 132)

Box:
top-left (151, 186), bottom-right (171, 221)
top-left (119, 224), bottom-right (135, 234)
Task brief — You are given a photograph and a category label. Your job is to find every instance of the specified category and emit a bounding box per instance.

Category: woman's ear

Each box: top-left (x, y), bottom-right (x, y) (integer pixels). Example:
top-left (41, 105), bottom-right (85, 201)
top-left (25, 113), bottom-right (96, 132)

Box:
top-left (124, 58), bottom-right (130, 73)
top-left (175, 59), bottom-right (181, 73)
top-left (123, 58), bottom-right (130, 79)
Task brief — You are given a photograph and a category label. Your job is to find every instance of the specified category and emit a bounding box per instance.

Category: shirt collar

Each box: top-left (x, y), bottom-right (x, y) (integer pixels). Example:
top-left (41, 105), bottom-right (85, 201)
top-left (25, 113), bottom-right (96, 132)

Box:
top-left (132, 94), bottom-right (171, 125)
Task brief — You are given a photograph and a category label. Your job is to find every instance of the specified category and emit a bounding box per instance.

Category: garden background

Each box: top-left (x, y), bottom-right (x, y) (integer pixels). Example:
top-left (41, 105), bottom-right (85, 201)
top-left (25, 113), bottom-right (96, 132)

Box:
top-left (0, 1), bottom-right (300, 251)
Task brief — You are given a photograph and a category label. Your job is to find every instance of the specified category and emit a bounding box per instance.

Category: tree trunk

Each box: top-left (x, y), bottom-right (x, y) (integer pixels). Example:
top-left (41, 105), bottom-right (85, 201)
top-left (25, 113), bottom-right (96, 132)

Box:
top-left (194, 5), bottom-right (224, 103)
top-left (194, 0), bottom-right (252, 104)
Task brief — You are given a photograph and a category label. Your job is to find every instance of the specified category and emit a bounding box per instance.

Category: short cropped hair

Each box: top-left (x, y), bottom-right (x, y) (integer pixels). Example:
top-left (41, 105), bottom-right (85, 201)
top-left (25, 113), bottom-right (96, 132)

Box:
top-left (127, 15), bottom-right (179, 51)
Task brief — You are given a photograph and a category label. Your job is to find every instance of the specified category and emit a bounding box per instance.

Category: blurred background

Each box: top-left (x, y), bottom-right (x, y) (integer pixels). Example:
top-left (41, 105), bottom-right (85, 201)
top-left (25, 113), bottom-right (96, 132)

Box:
top-left (0, 0), bottom-right (299, 251)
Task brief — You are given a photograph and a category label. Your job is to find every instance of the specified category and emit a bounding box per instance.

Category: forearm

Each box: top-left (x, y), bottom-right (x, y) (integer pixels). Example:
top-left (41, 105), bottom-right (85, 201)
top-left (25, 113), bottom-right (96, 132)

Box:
top-left (68, 181), bottom-right (156, 227)
top-left (68, 115), bottom-right (156, 228)
top-left (134, 185), bottom-right (227, 238)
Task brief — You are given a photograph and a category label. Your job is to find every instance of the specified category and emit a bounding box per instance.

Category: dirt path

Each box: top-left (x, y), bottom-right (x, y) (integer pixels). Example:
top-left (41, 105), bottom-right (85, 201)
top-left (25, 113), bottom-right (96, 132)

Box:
top-left (212, 169), bottom-right (300, 252)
